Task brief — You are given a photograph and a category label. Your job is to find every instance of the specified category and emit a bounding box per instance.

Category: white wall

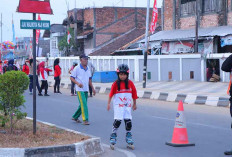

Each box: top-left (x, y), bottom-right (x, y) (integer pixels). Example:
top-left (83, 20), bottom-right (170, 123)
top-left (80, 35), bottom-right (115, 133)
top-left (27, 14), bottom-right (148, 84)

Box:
top-left (37, 53), bottom-right (232, 82)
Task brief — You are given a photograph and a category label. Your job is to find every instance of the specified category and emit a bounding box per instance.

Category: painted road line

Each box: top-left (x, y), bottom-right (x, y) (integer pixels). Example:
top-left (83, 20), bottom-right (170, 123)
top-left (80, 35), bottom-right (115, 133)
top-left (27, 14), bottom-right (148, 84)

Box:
top-left (151, 115), bottom-right (231, 131)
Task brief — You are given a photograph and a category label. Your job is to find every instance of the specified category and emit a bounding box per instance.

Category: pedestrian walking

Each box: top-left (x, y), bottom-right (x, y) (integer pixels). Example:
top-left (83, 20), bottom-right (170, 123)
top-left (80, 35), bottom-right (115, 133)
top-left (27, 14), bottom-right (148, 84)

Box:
top-left (54, 58), bottom-right (62, 94)
top-left (107, 64), bottom-right (138, 150)
top-left (22, 59), bottom-right (29, 75)
top-left (69, 62), bottom-right (78, 96)
top-left (14, 59), bottom-right (21, 71)
top-left (3, 59), bottom-right (18, 73)
top-left (0, 61), bottom-right (3, 74)
top-left (38, 61), bottom-right (52, 96)
top-left (2, 60), bottom-right (8, 74)
top-left (70, 54), bottom-right (96, 125)
top-left (28, 59), bottom-right (40, 95)
top-left (222, 54), bottom-right (232, 155)
top-left (88, 57), bottom-right (95, 97)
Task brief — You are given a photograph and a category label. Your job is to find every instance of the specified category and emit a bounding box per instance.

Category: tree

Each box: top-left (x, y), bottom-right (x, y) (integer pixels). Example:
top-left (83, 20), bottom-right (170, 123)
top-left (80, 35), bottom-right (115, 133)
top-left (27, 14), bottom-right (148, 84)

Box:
top-left (0, 71), bottom-right (29, 133)
top-left (58, 28), bottom-right (77, 55)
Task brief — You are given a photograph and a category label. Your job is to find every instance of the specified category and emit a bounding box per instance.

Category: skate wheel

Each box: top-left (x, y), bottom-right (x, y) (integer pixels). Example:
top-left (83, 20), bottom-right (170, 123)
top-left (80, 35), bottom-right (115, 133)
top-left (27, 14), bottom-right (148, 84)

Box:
top-left (127, 144), bottom-right (134, 150)
top-left (110, 144), bottom-right (114, 150)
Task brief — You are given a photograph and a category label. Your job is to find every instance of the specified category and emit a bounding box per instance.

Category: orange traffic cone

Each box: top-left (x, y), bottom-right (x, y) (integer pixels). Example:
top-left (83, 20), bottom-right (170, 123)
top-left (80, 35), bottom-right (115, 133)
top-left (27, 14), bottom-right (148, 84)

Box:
top-left (166, 100), bottom-right (195, 147)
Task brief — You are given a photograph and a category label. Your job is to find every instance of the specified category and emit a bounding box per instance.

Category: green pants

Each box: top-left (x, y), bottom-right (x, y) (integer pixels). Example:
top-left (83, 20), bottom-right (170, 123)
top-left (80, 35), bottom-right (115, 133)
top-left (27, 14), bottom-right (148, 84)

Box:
top-left (72, 92), bottom-right (89, 121)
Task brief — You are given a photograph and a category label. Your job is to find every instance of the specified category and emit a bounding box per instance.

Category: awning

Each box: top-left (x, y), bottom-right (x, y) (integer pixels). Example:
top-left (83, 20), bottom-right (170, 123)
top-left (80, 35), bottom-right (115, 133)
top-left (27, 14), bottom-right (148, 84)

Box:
top-left (141, 26), bottom-right (232, 42)
top-left (77, 29), bottom-right (93, 39)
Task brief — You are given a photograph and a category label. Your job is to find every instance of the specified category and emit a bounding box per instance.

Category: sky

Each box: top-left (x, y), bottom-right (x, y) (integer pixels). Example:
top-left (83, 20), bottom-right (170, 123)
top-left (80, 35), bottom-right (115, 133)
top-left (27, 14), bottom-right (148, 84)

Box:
top-left (0, 0), bottom-right (162, 42)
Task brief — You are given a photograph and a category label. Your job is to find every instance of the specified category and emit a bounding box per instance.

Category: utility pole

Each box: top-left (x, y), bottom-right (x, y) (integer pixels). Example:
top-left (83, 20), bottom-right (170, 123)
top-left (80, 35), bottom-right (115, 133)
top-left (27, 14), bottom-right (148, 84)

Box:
top-left (143, 0), bottom-right (150, 88)
top-left (32, 13), bottom-right (37, 135)
top-left (195, 0), bottom-right (199, 53)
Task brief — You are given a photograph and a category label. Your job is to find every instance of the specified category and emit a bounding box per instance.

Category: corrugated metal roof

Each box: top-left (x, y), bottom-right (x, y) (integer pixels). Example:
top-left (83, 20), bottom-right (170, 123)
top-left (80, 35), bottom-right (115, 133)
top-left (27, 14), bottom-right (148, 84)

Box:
top-left (141, 26), bottom-right (232, 42)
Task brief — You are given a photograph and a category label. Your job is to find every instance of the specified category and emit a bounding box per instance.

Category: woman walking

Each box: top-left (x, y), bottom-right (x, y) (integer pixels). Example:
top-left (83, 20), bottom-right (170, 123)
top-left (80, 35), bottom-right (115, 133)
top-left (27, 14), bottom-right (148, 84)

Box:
top-left (54, 58), bottom-right (62, 94)
top-left (28, 59), bottom-right (40, 95)
top-left (22, 59), bottom-right (29, 75)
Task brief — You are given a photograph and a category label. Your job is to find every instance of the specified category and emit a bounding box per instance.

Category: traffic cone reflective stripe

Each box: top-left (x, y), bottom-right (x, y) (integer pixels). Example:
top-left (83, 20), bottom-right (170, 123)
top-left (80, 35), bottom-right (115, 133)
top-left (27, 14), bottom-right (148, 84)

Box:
top-left (166, 101), bottom-right (195, 147)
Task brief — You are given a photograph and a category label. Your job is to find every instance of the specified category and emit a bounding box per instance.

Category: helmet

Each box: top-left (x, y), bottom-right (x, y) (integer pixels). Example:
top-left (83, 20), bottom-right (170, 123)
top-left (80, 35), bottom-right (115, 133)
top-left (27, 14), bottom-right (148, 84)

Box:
top-left (116, 64), bottom-right (129, 74)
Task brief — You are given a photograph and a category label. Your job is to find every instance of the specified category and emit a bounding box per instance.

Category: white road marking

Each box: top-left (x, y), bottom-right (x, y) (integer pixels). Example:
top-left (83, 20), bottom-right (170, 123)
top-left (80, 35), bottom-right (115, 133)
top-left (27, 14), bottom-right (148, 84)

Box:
top-left (151, 115), bottom-right (231, 131)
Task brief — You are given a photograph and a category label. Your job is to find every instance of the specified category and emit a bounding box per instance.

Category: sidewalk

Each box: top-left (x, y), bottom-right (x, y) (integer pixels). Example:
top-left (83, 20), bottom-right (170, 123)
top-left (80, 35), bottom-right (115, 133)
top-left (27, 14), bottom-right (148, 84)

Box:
top-left (48, 77), bottom-right (230, 107)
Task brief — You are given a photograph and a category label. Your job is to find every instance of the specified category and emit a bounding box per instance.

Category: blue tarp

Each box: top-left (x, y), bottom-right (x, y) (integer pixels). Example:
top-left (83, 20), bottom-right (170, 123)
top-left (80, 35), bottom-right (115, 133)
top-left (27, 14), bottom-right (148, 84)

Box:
top-left (2, 52), bottom-right (16, 60)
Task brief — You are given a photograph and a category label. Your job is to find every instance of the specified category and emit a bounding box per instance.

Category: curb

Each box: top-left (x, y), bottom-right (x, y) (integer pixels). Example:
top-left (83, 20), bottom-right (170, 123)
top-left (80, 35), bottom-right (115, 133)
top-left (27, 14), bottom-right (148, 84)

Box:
top-left (0, 118), bottom-right (104, 157)
top-left (48, 82), bottom-right (230, 107)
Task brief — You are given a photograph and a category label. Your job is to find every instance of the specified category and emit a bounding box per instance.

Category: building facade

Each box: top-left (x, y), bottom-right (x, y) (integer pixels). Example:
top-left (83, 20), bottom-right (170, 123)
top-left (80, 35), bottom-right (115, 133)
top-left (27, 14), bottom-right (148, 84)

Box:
top-left (65, 7), bottom-right (157, 56)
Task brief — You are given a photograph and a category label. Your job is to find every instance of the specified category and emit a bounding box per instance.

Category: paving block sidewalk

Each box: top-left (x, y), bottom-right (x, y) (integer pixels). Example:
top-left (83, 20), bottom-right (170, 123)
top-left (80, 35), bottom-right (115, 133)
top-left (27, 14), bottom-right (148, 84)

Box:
top-left (48, 77), bottom-right (230, 107)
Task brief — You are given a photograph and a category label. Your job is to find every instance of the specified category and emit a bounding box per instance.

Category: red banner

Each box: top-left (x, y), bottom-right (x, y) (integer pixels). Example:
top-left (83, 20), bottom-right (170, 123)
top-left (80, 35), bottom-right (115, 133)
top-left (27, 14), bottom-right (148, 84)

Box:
top-left (36, 14), bottom-right (41, 45)
top-left (150, 0), bottom-right (158, 34)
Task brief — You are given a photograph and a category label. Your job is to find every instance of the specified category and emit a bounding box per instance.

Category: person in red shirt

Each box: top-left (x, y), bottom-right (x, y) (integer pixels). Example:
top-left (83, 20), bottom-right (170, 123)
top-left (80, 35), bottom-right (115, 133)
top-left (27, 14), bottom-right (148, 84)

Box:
top-left (38, 61), bottom-right (52, 96)
top-left (53, 58), bottom-right (62, 93)
top-left (22, 59), bottom-right (29, 75)
top-left (107, 64), bottom-right (138, 150)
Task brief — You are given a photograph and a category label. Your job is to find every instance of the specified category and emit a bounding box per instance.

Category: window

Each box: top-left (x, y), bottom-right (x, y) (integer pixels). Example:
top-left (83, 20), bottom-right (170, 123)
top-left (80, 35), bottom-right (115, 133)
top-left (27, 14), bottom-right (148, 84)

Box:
top-left (202, 0), bottom-right (223, 13)
top-left (52, 39), bottom-right (56, 49)
top-left (180, 0), bottom-right (196, 16)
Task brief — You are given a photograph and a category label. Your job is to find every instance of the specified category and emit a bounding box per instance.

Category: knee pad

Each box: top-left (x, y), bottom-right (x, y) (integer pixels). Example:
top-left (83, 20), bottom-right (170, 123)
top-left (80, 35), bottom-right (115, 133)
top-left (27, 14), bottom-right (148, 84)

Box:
top-left (113, 120), bottom-right (122, 128)
top-left (124, 119), bottom-right (132, 131)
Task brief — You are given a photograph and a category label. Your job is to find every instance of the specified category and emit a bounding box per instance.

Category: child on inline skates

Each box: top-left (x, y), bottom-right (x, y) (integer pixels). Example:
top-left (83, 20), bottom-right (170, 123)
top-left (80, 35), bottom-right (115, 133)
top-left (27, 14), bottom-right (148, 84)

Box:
top-left (107, 64), bottom-right (138, 150)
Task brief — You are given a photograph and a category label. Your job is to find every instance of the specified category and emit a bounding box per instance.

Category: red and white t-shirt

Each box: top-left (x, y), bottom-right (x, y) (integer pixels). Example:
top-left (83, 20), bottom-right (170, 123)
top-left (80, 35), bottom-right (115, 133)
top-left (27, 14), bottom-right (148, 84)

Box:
top-left (109, 80), bottom-right (138, 120)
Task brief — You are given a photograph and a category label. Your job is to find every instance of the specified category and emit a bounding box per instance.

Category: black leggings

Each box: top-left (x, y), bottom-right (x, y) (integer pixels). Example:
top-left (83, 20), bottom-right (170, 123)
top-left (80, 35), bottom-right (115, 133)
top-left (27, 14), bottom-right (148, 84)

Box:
top-left (54, 77), bottom-right (61, 92)
top-left (71, 81), bottom-right (76, 94)
top-left (39, 80), bottom-right (48, 94)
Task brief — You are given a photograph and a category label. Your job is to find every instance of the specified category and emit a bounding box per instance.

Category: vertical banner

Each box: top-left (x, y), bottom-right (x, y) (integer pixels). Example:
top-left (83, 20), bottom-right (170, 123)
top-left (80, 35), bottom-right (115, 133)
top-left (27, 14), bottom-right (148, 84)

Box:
top-left (12, 18), bottom-right (16, 44)
top-left (30, 37), bottom-right (32, 58)
top-left (67, 31), bottom-right (71, 44)
top-left (150, 0), bottom-right (158, 34)
top-left (36, 14), bottom-right (41, 44)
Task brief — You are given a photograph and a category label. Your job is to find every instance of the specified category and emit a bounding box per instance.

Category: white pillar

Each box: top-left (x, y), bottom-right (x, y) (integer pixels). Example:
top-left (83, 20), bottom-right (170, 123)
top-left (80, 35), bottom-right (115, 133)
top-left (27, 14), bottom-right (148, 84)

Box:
top-left (134, 58), bottom-right (140, 82)
top-left (201, 58), bottom-right (205, 82)
top-left (97, 58), bottom-right (100, 71)
top-left (223, 71), bottom-right (225, 82)
top-left (158, 57), bottom-right (161, 81)
top-left (180, 58), bottom-right (183, 81)
top-left (115, 59), bottom-right (117, 70)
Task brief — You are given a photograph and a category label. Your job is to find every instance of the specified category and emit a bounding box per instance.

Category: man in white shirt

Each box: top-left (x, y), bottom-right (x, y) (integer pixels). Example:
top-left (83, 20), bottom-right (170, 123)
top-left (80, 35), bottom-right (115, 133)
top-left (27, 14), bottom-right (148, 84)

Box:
top-left (70, 54), bottom-right (96, 125)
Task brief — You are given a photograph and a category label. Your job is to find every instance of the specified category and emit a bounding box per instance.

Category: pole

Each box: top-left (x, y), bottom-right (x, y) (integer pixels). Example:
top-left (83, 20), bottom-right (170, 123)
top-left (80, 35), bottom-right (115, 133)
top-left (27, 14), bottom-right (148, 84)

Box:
top-left (195, 0), bottom-right (199, 53)
top-left (143, 0), bottom-right (150, 88)
top-left (33, 13), bottom-right (37, 135)
top-left (1, 13), bottom-right (2, 61)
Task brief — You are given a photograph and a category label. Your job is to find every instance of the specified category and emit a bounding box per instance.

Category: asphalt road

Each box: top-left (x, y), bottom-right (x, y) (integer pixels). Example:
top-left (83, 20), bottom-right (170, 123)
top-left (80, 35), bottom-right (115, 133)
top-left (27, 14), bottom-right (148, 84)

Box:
top-left (23, 88), bottom-right (232, 157)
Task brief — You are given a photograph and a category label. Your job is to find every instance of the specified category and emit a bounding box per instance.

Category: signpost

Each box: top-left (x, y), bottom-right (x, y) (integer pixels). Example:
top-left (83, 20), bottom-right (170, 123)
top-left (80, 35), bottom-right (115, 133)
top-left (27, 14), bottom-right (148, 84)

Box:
top-left (20, 20), bottom-right (50, 30)
top-left (17, 0), bottom-right (52, 135)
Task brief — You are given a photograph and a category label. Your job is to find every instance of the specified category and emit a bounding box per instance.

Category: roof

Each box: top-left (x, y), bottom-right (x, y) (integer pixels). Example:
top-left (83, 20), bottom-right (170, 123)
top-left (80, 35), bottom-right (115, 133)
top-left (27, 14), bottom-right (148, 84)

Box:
top-left (142, 26), bottom-right (232, 42)
top-left (90, 28), bottom-right (145, 56)
top-left (43, 24), bottom-right (66, 38)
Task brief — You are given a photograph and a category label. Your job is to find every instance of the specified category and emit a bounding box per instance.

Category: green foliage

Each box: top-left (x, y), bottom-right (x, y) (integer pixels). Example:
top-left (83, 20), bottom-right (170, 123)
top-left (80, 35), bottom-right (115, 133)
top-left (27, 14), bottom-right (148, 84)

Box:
top-left (0, 71), bottom-right (29, 132)
top-left (58, 28), bottom-right (77, 52)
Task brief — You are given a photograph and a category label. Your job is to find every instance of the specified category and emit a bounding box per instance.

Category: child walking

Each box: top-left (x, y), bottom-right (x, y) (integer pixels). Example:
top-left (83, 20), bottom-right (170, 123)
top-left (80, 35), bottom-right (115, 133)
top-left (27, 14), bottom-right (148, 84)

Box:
top-left (107, 64), bottom-right (138, 150)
